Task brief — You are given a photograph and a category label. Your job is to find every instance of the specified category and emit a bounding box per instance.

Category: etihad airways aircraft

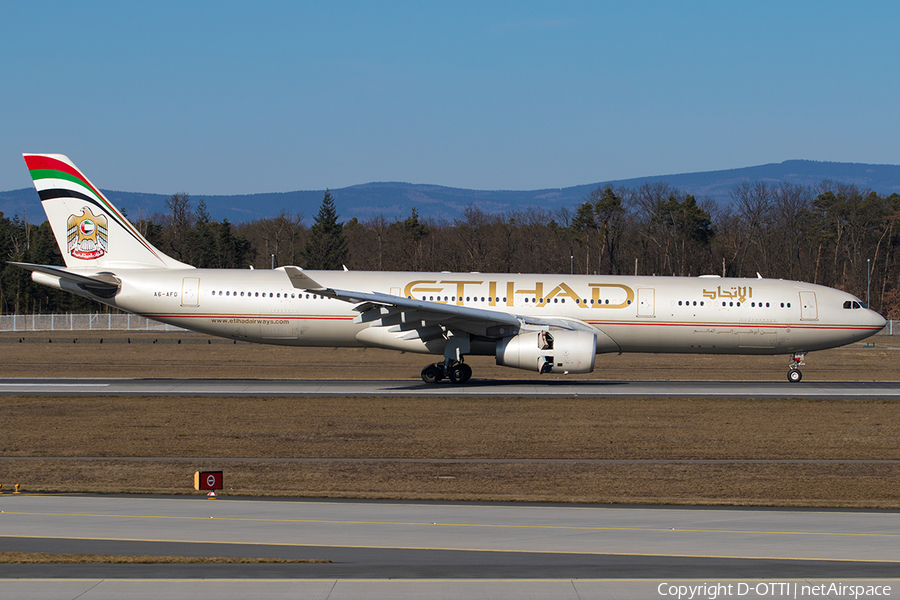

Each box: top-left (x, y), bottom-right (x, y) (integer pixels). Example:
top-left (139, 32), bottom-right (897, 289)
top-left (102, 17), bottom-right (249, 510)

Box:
top-left (14, 154), bottom-right (886, 383)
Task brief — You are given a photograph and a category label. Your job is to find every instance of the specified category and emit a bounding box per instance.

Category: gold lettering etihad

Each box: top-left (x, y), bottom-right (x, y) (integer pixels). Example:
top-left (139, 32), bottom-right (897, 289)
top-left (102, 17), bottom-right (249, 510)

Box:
top-left (702, 285), bottom-right (753, 303)
top-left (403, 279), bottom-right (635, 308)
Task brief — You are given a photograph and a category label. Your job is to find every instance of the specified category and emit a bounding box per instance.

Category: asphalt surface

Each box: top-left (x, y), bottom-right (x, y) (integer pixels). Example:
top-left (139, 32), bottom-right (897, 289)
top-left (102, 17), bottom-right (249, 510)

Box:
top-left (2, 495), bottom-right (899, 578)
top-left (2, 377), bottom-right (900, 397)
top-left (3, 495), bottom-right (899, 598)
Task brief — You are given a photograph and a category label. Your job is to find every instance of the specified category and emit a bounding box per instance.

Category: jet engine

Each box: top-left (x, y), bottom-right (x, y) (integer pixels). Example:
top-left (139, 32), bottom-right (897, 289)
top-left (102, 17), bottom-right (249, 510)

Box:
top-left (495, 329), bottom-right (596, 374)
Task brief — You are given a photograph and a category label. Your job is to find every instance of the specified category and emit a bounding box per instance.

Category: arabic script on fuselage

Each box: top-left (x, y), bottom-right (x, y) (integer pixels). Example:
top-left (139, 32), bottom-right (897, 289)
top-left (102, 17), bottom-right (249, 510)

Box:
top-left (702, 286), bottom-right (752, 303)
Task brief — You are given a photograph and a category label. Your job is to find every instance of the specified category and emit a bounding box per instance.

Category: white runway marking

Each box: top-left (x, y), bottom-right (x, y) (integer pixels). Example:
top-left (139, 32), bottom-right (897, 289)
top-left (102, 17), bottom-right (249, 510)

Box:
top-left (0, 383), bottom-right (109, 387)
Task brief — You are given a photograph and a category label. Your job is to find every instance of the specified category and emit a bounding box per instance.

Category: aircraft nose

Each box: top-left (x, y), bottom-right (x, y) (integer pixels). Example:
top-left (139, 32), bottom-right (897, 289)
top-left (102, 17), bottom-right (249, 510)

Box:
top-left (871, 310), bottom-right (887, 330)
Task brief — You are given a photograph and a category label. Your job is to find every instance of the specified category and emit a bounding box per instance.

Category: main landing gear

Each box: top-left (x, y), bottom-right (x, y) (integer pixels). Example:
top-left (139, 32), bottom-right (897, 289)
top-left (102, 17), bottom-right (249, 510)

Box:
top-left (421, 360), bottom-right (472, 384)
top-left (787, 352), bottom-right (805, 383)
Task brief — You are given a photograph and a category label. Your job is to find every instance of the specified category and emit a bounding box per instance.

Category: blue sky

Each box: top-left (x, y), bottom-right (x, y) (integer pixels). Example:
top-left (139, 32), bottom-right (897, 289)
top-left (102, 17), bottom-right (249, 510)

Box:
top-left (1, 1), bottom-right (898, 195)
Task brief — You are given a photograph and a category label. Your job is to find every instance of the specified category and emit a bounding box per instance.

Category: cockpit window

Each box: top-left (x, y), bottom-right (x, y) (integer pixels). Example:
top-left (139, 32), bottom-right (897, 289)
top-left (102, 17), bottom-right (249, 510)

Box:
top-left (844, 300), bottom-right (865, 309)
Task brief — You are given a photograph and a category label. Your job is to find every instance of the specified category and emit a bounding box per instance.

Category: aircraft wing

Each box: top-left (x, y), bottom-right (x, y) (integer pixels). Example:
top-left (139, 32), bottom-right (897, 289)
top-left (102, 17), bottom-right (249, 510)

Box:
top-left (282, 266), bottom-right (584, 340)
top-left (11, 262), bottom-right (121, 298)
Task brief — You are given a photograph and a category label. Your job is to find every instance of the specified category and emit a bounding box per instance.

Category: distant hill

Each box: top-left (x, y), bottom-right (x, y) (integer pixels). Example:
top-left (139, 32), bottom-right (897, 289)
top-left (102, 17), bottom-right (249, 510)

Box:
top-left (3, 160), bottom-right (899, 224)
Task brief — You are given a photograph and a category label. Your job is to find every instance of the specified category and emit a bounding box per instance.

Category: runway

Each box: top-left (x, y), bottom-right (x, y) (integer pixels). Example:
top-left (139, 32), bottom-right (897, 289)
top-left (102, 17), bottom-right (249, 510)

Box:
top-left (2, 495), bottom-right (898, 598)
top-left (2, 377), bottom-right (900, 398)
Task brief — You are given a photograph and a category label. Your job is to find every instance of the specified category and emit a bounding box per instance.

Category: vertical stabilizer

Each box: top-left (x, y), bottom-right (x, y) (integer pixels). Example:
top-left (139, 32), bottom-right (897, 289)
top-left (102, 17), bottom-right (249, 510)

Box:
top-left (23, 154), bottom-right (190, 270)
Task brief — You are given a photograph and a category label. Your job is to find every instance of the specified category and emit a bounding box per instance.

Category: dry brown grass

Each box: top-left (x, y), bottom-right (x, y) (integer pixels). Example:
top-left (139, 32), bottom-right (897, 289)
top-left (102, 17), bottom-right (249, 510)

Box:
top-left (2, 394), bottom-right (900, 507)
top-left (1, 332), bottom-right (899, 507)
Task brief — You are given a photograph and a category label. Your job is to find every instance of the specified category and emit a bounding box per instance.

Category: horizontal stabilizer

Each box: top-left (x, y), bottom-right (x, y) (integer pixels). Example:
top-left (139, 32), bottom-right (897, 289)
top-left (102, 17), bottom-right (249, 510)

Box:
top-left (11, 262), bottom-right (120, 298)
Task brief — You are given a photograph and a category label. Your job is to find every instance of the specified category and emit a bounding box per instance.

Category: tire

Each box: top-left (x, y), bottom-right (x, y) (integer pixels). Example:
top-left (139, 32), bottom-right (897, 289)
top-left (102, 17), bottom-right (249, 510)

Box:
top-left (787, 369), bottom-right (802, 383)
top-left (448, 363), bottom-right (472, 384)
top-left (458, 363), bottom-right (472, 383)
top-left (421, 364), bottom-right (441, 384)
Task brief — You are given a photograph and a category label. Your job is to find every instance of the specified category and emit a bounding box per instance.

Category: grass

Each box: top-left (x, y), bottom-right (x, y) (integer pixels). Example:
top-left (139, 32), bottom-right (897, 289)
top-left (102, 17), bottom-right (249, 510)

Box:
top-left (1, 332), bottom-right (899, 507)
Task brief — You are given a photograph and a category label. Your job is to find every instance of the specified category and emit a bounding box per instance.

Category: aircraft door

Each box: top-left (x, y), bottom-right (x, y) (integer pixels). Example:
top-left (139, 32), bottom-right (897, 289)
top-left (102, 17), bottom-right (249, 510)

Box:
top-left (181, 277), bottom-right (200, 307)
top-left (799, 291), bottom-right (818, 321)
top-left (637, 288), bottom-right (655, 317)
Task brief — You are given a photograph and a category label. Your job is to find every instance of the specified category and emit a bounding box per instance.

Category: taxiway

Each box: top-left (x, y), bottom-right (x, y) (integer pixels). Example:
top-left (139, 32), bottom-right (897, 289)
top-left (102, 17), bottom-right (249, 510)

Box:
top-left (1, 494), bottom-right (898, 597)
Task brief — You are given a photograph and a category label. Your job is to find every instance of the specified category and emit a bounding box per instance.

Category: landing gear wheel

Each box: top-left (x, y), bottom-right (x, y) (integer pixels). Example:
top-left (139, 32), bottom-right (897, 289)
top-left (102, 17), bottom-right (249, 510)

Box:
top-left (448, 363), bottom-right (472, 384)
top-left (421, 364), bottom-right (442, 384)
top-left (787, 369), bottom-right (802, 383)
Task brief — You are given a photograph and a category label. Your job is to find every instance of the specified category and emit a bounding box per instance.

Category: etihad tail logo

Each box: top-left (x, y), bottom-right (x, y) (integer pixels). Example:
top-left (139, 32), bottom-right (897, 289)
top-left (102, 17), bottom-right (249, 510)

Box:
top-left (67, 207), bottom-right (108, 260)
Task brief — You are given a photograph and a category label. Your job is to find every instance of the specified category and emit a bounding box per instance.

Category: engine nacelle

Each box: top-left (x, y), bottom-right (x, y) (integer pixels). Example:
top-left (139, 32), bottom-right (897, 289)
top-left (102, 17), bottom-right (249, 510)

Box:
top-left (495, 329), bottom-right (597, 374)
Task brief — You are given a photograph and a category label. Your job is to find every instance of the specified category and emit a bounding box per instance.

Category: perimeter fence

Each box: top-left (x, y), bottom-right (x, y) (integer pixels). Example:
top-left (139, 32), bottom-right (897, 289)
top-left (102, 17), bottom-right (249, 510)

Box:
top-left (0, 313), bottom-right (897, 335)
top-left (0, 313), bottom-right (187, 332)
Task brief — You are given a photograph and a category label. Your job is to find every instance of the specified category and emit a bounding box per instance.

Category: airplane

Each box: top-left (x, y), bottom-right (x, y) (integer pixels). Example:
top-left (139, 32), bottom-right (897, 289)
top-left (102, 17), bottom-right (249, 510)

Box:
top-left (13, 153), bottom-right (887, 384)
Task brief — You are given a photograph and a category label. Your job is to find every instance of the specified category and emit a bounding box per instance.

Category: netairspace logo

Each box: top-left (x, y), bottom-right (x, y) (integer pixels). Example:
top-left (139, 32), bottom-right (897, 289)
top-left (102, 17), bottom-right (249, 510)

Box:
top-left (657, 582), bottom-right (893, 599)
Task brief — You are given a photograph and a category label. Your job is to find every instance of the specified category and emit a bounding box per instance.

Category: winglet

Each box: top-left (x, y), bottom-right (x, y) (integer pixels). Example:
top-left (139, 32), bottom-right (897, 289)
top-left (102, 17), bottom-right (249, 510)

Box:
top-left (282, 266), bottom-right (326, 290)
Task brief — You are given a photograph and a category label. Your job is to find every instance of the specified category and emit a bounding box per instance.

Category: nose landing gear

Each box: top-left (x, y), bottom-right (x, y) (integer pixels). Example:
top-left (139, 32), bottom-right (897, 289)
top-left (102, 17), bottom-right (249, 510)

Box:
top-left (787, 352), bottom-right (805, 382)
top-left (420, 360), bottom-right (472, 384)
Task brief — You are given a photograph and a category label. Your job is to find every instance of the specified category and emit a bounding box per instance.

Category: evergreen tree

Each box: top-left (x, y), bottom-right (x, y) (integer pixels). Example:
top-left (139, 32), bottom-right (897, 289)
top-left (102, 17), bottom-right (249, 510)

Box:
top-left (189, 199), bottom-right (217, 267)
top-left (303, 190), bottom-right (348, 269)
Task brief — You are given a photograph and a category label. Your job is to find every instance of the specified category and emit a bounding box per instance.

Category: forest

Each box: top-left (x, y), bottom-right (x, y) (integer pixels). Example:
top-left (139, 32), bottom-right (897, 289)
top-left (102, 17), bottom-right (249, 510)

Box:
top-left (3, 180), bottom-right (900, 318)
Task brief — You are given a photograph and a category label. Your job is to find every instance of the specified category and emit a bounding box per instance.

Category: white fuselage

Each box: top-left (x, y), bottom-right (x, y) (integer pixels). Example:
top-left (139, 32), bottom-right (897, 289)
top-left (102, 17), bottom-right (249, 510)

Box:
top-left (66, 268), bottom-right (885, 356)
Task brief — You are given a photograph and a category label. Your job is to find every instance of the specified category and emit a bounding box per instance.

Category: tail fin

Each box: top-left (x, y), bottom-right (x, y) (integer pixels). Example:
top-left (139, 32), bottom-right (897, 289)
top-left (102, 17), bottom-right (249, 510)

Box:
top-left (23, 153), bottom-right (190, 270)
